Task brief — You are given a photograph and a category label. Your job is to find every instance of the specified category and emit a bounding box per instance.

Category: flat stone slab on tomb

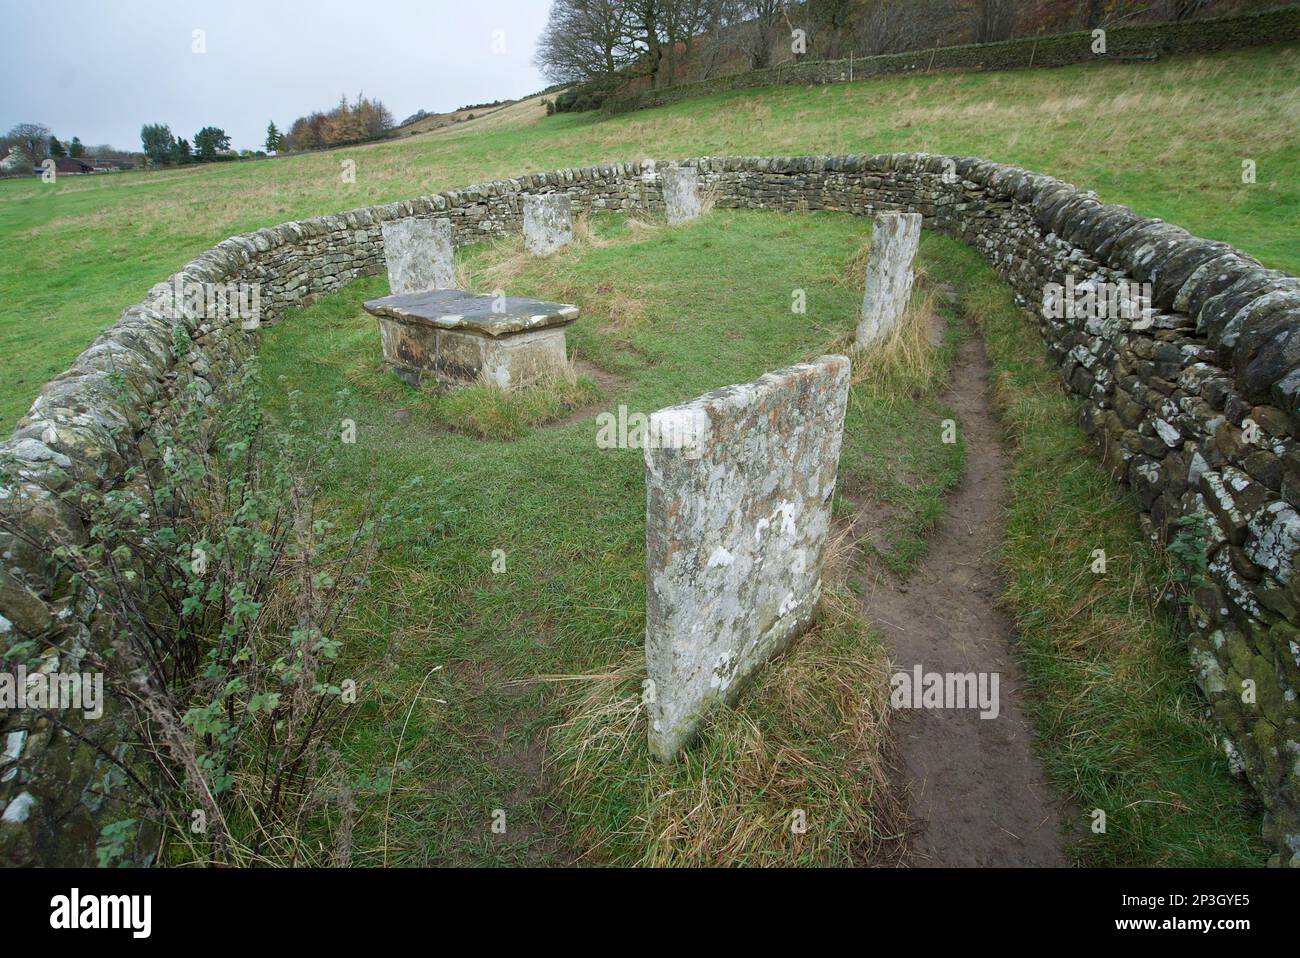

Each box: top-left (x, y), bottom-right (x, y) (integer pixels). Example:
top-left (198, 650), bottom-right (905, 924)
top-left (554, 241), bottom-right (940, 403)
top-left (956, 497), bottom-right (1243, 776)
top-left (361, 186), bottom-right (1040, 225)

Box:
top-left (363, 289), bottom-right (579, 337)
top-left (363, 289), bottom-right (579, 388)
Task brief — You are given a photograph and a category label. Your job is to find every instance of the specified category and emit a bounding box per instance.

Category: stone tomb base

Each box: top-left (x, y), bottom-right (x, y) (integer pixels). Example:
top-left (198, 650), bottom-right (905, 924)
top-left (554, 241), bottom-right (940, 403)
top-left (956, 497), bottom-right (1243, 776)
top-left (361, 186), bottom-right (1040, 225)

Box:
top-left (363, 289), bottom-right (579, 389)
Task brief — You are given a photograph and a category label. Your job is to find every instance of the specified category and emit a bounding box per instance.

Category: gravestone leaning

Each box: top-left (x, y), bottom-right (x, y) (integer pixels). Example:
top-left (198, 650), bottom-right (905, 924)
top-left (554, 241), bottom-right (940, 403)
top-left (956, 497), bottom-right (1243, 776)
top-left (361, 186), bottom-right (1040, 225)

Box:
top-left (856, 212), bottom-right (923, 349)
top-left (644, 354), bottom-right (852, 761)
top-left (522, 194), bottom-right (573, 256)
top-left (382, 217), bottom-right (456, 294)
top-left (661, 165), bottom-right (702, 226)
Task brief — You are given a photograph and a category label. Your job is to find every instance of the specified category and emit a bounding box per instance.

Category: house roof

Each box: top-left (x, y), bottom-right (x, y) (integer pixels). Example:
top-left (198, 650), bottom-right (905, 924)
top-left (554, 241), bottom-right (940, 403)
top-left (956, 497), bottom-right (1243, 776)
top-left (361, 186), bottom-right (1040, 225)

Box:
top-left (53, 157), bottom-right (96, 174)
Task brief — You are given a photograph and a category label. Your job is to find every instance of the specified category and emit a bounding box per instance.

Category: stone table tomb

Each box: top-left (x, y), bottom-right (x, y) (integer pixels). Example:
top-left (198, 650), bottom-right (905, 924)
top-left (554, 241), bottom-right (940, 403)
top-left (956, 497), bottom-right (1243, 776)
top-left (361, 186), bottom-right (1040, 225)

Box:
top-left (363, 289), bottom-right (579, 388)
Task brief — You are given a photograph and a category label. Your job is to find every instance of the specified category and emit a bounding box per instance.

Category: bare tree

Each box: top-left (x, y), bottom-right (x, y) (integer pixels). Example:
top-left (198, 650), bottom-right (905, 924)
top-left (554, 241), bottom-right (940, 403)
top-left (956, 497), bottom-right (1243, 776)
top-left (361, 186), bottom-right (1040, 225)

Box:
top-left (804, 0), bottom-right (857, 60)
top-left (662, 0), bottom-right (729, 82)
top-left (855, 0), bottom-right (956, 56)
top-left (972, 0), bottom-right (1016, 43)
top-left (1155, 0), bottom-right (1213, 21)
top-left (735, 0), bottom-right (789, 70)
top-left (4, 122), bottom-right (51, 168)
top-left (625, 0), bottom-right (669, 87)
top-left (690, 0), bottom-right (738, 79)
top-left (536, 0), bottom-right (638, 84)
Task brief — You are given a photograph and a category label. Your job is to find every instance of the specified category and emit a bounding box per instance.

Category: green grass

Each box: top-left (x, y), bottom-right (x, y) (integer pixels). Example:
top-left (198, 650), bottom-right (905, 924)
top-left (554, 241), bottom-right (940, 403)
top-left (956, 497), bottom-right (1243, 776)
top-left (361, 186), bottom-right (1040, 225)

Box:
top-left (255, 209), bottom-right (962, 865)
top-left (7, 41), bottom-right (1288, 866)
top-left (252, 208), bottom-right (1263, 866)
top-left (2, 43), bottom-right (1297, 429)
top-left (924, 237), bottom-right (1269, 866)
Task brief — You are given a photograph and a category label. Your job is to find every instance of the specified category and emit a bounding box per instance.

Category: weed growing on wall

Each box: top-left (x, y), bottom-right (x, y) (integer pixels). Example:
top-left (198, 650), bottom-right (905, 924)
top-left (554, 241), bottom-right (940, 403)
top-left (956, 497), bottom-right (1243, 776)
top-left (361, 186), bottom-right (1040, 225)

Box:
top-left (0, 334), bottom-right (426, 866)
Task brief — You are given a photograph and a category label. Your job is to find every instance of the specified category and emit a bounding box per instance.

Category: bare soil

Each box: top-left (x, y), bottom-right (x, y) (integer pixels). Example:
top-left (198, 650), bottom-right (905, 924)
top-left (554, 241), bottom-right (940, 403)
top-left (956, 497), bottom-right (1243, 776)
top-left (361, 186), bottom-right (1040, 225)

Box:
top-left (857, 332), bottom-right (1071, 867)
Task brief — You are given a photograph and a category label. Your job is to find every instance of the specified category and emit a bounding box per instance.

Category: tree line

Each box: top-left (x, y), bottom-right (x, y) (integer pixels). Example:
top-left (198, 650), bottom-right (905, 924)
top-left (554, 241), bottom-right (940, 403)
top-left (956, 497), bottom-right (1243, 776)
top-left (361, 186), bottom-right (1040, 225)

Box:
top-left (2, 122), bottom-right (129, 169)
top-left (277, 94), bottom-right (395, 153)
top-left (536, 0), bottom-right (1229, 110)
top-left (139, 124), bottom-right (237, 166)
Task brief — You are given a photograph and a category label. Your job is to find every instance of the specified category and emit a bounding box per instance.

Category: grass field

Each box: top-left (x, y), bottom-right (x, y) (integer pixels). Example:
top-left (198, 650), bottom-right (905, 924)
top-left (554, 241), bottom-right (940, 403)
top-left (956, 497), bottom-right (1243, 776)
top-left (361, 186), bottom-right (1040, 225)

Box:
top-left (254, 211), bottom-right (967, 864)
top-left (5, 43), bottom-right (1291, 866)
top-left (1, 44), bottom-right (1297, 430)
top-left (246, 209), bottom-right (1266, 865)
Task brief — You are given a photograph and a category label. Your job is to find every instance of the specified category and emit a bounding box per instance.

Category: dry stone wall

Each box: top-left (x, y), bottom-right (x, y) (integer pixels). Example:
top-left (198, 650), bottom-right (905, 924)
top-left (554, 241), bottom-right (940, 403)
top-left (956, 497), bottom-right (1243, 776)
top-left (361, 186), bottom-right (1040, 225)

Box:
top-left (3, 151), bottom-right (1299, 864)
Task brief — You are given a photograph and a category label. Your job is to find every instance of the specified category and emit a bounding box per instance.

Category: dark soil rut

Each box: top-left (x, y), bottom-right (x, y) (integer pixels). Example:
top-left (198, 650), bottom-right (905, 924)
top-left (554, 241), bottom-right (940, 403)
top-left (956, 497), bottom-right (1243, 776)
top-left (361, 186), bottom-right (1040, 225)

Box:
top-left (862, 332), bottom-right (1069, 867)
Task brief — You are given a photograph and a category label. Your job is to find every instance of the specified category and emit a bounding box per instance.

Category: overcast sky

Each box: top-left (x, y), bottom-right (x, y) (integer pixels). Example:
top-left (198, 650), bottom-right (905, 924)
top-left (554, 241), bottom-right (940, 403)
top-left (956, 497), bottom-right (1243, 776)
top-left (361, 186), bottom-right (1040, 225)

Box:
top-left (0, 0), bottom-right (552, 152)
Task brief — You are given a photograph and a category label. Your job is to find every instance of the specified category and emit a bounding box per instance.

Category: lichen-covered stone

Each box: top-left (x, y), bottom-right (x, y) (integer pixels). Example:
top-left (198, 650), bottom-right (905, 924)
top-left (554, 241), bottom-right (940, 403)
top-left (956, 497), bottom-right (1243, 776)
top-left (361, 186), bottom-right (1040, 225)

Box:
top-left (661, 164), bottom-right (702, 226)
top-left (381, 217), bottom-right (456, 294)
top-left (363, 290), bottom-right (578, 388)
top-left (644, 355), bottom-right (850, 761)
top-left (522, 194), bottom-right (573, 257)
top-left (857, 212), bottom-right (922, 348)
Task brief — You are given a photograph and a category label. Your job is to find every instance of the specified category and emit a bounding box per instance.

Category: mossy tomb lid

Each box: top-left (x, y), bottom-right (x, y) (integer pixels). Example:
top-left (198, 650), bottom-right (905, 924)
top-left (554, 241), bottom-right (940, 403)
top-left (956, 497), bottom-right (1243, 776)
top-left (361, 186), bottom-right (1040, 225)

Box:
top-left (363, 289), bottom-right (579, 338)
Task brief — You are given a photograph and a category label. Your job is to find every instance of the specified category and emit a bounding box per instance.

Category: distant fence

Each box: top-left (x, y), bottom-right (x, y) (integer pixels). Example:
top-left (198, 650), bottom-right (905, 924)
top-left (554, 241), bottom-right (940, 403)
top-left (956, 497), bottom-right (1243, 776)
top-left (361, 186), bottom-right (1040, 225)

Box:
top-left (603, 6), bottom-right (1300, 115)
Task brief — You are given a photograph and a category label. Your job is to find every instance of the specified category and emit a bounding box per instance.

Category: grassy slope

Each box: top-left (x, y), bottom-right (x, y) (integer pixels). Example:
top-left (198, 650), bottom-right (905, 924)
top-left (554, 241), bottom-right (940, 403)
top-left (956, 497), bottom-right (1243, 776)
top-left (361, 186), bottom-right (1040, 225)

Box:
top-left (2, 44), bottom-right (1297, 429)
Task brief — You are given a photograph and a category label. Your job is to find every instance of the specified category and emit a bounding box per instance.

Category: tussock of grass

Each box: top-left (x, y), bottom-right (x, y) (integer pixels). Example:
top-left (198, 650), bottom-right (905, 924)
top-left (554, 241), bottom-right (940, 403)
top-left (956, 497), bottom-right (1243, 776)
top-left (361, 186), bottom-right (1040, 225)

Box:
top-left (547, 584), bottom-right (906, 867)
top-left (623, 210), bottom-right (665, 239)
top-left (827, 294), bottom-right (945, 403)
top-left (438, 365), bottom-right (602, 441)
top-left (551, 277), bottom-right (651, 333)
top-left (474, 214), bottom-right (610, 293)
top-left (945, 246), bottom-right (1268, 866)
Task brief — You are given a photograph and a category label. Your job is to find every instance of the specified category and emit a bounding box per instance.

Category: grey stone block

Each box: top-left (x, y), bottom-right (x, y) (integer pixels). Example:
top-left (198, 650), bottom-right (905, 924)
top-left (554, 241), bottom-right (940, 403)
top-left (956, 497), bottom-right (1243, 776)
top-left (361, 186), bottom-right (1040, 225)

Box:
top-left (662, 165), bottom-right (702, 226)
top-left (644, 355), bottom-right (851, 760)
top-left (522, 194), bottom-right (572, 257)
top-left (857, 212), bottom-right (922, 348)
top-left (381, 217), bottom-right (456, 294)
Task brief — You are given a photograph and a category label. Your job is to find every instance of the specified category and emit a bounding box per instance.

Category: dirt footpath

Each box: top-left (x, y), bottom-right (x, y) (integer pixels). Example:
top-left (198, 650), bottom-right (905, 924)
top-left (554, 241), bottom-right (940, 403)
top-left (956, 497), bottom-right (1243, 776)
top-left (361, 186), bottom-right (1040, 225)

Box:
top-left (862, 332), bottom-right (1070, 867)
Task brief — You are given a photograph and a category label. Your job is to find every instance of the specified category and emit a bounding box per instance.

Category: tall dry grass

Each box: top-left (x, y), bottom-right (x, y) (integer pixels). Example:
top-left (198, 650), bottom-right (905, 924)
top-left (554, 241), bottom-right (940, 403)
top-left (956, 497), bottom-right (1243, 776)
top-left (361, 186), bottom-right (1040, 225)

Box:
top-left (546, 528), bottom-right (907, 866)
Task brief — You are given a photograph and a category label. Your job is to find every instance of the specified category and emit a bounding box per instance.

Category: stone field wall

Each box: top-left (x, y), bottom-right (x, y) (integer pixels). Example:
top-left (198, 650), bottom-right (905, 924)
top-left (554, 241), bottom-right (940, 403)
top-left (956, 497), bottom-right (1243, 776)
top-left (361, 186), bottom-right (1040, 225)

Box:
top-left (4, 150), bottom-right (1300, 864)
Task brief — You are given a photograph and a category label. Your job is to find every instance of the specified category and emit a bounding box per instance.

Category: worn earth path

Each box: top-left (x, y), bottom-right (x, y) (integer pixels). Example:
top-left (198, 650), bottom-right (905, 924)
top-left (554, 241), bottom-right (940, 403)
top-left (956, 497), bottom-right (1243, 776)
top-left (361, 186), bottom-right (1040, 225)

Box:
top-left (859, 331), bottom-right (1071, 866)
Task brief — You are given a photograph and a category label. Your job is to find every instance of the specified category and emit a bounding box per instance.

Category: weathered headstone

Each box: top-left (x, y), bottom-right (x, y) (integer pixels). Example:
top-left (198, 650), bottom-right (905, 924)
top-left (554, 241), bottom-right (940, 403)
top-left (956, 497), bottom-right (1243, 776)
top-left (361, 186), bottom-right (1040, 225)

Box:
top-left (856, 212), bottom-right (923, 349)
top-left (644, 354), bottom-right (852, 761)
top-left (522, 193), bottom-right (573, 256)
top-left (661, 164), bottom-right (702, 226)
top-left (382, 217), bottom-right (456, 294)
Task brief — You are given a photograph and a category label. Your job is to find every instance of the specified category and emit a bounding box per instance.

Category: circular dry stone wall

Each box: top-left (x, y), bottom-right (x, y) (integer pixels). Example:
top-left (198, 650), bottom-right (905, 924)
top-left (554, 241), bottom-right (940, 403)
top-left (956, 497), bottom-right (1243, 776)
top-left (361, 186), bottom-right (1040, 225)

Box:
top-left (2, 154), bottom-right (1298, 865)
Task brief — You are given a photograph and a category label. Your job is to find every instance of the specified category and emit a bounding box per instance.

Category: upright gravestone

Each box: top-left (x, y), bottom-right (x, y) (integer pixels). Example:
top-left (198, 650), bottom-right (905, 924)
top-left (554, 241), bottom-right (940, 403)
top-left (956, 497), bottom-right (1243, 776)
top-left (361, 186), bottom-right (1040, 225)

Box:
top-left (522, 194), bottom-right (573, 257)
top-left (643, 355), bottom-right (852, 761)
top-left (382, 217), bottom-right (456, 294)
top-left (661, 164), bottom-right (702, 226)
top-left (856, 212), bottom-right (923, 349)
